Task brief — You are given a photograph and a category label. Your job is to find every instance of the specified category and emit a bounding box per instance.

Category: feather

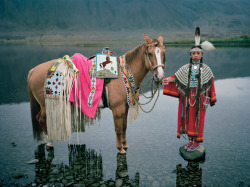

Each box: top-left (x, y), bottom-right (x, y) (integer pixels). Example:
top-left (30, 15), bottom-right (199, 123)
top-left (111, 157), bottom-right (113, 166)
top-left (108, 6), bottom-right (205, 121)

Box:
top-left (201, 41), bottom-right (216, 51)
top-left (195, 27), bottom-right (200, 46)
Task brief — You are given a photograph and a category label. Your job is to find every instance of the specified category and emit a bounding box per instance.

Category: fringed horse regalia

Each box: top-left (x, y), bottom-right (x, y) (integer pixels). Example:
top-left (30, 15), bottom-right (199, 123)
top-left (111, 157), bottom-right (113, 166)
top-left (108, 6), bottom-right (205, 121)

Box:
top-left (163, 27), bottom-right (217, 152)
top-left (44, 55), bottom-right (104, 142)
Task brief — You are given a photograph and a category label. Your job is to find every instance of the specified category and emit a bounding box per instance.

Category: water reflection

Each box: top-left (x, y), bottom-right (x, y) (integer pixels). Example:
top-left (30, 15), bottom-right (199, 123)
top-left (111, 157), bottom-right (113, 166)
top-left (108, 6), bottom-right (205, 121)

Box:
top-left (175, 161), bottom-right (204, 187)
top-left (1, 44), bottom-right (250, 104)
top-left (32, 144), bottom-right (139, 186)
top-left (116, 153), bottom-right (140, 187)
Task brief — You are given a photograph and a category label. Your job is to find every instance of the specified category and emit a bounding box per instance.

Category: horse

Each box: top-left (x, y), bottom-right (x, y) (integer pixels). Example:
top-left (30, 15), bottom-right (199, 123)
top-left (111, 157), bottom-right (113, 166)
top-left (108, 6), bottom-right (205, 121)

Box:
top-left (27, 33), bottom-right (166, 154)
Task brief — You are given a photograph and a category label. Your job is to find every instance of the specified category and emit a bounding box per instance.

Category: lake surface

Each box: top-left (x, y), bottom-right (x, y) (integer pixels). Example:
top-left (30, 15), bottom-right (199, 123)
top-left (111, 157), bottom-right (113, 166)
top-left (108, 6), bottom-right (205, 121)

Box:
top-left (0, 43), bottom-right (250, 186)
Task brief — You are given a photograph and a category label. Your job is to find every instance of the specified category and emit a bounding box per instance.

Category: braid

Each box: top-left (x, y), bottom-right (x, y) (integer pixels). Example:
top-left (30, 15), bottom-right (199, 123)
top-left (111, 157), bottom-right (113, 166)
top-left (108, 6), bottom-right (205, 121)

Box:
top-left (195, 57), bottom-right (202, 116)
top-left (185, 58), bottom-right (193, 128)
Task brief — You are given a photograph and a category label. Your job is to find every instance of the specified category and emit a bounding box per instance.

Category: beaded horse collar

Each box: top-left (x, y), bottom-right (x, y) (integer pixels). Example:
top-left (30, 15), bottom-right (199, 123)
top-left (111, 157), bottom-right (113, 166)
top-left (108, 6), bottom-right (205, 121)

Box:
top-left (120, 55), bottom-right (139, 106)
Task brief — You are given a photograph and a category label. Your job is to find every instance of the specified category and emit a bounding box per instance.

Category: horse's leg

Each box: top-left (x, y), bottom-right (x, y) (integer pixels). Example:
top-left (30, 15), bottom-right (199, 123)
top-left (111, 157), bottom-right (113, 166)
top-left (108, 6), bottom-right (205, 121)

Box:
top-left (113, 105), bottom-right (127, 154)
top-left (36, 107), bottom-right (54, 150)
top-left (36, 107), bottom-right (47, 135)
top-left (28, 59), bottom-right (55, 148)
top-left (121, 106), bottom-right (129, 149)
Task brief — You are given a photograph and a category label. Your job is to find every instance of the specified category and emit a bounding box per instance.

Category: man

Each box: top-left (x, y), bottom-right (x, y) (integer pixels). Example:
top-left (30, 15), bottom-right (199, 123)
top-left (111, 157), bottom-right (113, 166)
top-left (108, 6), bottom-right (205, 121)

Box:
top-left (163, 27), bottom-right (217, 151)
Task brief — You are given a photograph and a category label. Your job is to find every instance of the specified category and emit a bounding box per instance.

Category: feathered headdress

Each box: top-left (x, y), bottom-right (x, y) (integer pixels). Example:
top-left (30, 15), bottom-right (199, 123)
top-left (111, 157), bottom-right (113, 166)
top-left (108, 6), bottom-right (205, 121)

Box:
top-left (191, 27), bottom-right (216, 52)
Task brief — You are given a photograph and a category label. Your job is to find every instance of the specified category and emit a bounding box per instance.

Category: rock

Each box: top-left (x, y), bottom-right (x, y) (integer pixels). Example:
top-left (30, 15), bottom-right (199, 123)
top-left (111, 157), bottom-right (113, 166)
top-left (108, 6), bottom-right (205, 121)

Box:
top-left (73, 184), bottom-right (85, 187)
top-left (65, 175), bottom-right (74, 180)
top-left (27, 159), bottom-right (39, 164)
top-left (10, 142), bottom-right (17, 147)
top-left (51, 168), bottom-right (60, 175)
top-left (12, 173), bottom-right (25, 179)
top-left (49, 178), bottom-right (57, 183)
top-left (179, 145), bottom-right (206, 161)
top-left (117, 171), bottom-right (128, 178)
top-left (100, 184), bottom-right (107, 187)
top-left (115, 179), bottom-right (123, 187)
top-left (62, 179), bottom-right (68, 185)
top-left (108, 181), bottom-right (115, 186)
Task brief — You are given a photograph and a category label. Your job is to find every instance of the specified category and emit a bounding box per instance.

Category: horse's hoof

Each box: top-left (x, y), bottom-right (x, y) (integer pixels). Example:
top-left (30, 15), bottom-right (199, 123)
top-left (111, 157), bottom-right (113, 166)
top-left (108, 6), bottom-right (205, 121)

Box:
top-left (46, 142), bottom-right (54, 150)
top-left (46, 145), bottom-right (54, 150)
top-left (46, 144), bottom-right (54, 150)
top-left (123, 143), bottom-right (129, 149)
top-left (120, 148), bottom-right (126, 154)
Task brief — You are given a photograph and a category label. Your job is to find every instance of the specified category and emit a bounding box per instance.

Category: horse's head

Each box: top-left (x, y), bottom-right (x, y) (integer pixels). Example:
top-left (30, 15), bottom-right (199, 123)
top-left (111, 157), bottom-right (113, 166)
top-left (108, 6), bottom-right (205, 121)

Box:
top-left (144, 33), bottom-right (166, 82)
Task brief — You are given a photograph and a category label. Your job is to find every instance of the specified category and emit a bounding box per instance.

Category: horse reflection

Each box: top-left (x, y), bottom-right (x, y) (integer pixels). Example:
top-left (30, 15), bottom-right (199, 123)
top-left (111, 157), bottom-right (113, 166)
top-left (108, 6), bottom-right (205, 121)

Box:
top-left (175, 160), bottom-right (205, 187)
top-left (32, 144), bottom-right (139, 186)
top-left (115, 153), bottom-right (139, 186)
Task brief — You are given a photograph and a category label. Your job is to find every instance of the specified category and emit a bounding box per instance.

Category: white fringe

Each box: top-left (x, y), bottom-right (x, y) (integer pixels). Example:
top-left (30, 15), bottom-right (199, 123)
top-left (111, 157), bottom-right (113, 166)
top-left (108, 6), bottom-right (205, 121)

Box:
top-left (45, 59), bottom-right (80, 141)
top-left (128, 104), bottom-right (139, 124)
top-left (45, 58), bottom-right (102, 142)
top-left (45, 62), bottom-right (75, 141)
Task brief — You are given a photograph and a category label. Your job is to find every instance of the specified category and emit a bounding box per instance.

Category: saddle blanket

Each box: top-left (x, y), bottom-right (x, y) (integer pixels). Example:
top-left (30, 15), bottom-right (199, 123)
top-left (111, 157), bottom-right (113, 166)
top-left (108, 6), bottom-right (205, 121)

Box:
top-left (69, 53), bottom-right (104, 118)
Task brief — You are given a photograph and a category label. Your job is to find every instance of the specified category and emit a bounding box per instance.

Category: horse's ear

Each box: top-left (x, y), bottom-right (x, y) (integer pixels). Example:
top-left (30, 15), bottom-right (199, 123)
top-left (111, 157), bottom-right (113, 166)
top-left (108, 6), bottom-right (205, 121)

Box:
top-left (158, 33), bottom-right (163, 45)
top-left (144, 33), bottom-right (151, 44)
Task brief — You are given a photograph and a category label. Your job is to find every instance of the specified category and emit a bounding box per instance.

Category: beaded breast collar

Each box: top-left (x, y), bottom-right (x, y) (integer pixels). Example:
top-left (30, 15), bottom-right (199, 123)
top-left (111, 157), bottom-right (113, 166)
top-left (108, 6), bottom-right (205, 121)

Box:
top-left (119, 55), bottom-right (139, 106)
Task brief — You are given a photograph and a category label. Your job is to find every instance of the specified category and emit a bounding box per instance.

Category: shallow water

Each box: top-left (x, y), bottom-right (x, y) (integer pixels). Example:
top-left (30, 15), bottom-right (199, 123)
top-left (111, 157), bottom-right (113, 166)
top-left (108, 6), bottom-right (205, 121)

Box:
top-left (0, 43), bottom-right (250, 186)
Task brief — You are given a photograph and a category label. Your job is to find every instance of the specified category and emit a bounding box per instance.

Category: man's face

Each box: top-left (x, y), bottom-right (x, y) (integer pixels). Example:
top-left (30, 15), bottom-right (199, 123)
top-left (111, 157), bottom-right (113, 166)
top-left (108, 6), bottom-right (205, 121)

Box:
top-left (191, 49), bottom-right (203, 62)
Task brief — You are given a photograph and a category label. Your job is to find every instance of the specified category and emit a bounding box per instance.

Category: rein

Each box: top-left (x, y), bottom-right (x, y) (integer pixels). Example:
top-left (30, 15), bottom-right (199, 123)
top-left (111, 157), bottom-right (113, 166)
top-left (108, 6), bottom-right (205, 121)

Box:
top-left (138, 77), bottom-right (160, 113)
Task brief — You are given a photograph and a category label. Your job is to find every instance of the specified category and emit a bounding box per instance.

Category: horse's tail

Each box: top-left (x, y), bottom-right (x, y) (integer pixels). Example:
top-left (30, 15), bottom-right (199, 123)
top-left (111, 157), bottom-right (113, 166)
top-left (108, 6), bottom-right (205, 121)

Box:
top-left (27, 68), bottom-right (43, 141)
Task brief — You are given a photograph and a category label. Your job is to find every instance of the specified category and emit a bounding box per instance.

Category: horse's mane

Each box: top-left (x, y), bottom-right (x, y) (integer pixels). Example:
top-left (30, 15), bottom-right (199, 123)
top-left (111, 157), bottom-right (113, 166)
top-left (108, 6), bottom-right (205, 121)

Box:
top-left (125, 38), bottom-right (159, 64)
top-left (125, 43), bottom-right (145, 64)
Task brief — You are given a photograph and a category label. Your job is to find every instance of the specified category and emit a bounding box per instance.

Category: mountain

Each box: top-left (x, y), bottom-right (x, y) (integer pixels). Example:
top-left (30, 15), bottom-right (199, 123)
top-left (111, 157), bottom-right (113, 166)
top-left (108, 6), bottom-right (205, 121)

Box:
top-left (1, 0), bottom-right (250, 41)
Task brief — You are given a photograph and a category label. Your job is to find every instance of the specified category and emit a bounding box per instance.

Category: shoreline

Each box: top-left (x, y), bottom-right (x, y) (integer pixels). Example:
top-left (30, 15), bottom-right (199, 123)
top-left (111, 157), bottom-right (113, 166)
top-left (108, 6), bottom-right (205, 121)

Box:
top-left (1, 39), bottom-right (250, 47)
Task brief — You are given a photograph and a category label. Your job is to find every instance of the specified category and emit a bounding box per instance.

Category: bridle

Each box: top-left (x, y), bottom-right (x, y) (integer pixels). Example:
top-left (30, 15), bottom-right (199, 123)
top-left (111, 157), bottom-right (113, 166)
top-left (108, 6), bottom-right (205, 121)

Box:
top-left (145, 42), bottom-right (166, 71)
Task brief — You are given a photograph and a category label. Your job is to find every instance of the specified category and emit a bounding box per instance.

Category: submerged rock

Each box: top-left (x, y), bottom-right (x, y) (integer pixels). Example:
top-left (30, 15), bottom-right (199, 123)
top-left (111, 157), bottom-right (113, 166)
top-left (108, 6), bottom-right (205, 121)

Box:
top-left (27, 159), bottom-right (39, 164)
top-left (115, 179), bottom-right (123, 187)
top-left (179, 145), bottom-right (206, 161)
top-left (12, 173), bottom-right (25, 179)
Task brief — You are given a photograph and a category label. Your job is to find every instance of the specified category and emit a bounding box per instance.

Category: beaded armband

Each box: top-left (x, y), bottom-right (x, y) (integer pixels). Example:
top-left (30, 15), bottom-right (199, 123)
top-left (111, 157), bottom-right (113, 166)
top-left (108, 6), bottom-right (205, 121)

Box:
top-left (162, 78), bottom-right (169, 85)
top-left (203, 96), bottom-right (210, 106)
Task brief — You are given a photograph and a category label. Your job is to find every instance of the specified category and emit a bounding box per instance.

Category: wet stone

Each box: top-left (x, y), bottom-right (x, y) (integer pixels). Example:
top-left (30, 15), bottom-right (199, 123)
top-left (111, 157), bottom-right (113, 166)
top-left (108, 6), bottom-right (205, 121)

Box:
top-left (100, 184), bottom-right (107, 187)
top-left (115, 179), bottom-right (123, 187)
top-left (108, 181), bottom-right (115, 186)
top-left (52, 168), bottom-right (60, 175)
top-left (12, 173), bottom-right (25, 179)
top-left (92, 183), bottom-right (100, 187)
top-left (62, 179), bottom-right (68, 185)
top-left (65, 175), bottom-right (74, 180)
top-left (179, 145), bottom-right (206, 161)
top-left (73, 184), bottom-right (85, 187)
top-left (117, 171), bottom-right (128, 178)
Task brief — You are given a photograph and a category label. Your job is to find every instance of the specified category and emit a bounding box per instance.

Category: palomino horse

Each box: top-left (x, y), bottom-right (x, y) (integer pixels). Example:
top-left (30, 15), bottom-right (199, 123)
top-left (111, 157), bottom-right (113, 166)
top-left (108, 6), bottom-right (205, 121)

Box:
top-left (27, 33), bottom-right (166, 154)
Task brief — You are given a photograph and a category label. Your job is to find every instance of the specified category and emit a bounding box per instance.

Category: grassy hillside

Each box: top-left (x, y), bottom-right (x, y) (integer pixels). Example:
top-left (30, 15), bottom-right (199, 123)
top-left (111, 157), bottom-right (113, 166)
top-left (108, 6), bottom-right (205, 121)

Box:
top-left (1, 0), bottom-right (250, 41)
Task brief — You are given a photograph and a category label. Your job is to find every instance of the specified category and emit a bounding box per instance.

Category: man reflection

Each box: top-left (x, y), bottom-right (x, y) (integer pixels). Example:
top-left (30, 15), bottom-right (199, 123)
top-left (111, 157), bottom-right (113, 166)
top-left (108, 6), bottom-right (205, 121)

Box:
top-left (176, 161), bottom-right (203, 187)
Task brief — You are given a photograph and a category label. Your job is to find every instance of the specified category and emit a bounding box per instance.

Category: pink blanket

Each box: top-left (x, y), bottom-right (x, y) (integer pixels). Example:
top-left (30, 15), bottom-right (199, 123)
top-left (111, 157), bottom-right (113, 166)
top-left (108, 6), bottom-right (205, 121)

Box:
top-left (69, 53), bottom-right (104, 118)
